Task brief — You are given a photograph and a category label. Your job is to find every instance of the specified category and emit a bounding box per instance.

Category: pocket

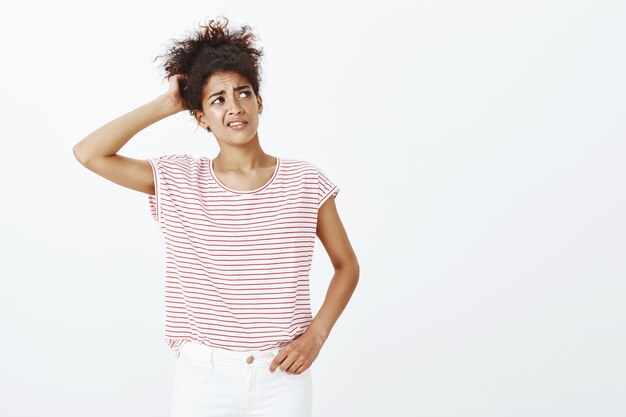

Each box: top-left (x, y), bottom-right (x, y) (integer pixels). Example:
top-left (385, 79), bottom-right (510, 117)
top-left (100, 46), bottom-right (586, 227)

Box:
top-left (280, 366), bottom-right (312, 380)
top-left (177, 344), bottom-right (212, 369)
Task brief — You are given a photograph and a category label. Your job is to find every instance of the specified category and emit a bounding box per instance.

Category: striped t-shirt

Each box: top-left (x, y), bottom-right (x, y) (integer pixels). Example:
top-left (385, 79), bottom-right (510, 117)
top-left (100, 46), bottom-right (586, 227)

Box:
top-left (147, 154), bottom-right (340, 358)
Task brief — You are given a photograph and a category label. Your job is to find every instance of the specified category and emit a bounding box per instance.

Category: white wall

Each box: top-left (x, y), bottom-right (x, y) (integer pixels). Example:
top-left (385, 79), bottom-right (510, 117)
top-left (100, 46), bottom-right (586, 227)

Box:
top-left (1, 1), bottom-right (624, 416)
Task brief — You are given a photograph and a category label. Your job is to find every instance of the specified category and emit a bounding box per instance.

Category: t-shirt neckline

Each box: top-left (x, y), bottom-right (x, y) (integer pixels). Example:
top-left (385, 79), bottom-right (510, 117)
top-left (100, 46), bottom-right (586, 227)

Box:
top-left (208, 156), bottom-right (280, 194)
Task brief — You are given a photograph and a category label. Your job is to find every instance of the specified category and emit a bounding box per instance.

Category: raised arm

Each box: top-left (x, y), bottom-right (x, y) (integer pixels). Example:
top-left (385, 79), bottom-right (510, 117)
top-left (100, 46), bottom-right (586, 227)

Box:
top-left (72, 75), bottom-right (186, 195)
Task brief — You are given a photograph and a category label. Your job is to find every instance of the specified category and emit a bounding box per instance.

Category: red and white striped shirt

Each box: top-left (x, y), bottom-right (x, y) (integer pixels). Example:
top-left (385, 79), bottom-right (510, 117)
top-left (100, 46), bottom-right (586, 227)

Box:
top-left (147, 154), bottom-right (339, 358)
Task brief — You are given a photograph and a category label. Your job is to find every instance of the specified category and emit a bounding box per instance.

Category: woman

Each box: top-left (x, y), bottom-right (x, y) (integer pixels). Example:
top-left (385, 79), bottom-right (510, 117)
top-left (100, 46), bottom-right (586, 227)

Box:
top-left (73, 17), bottom-right (360, 417)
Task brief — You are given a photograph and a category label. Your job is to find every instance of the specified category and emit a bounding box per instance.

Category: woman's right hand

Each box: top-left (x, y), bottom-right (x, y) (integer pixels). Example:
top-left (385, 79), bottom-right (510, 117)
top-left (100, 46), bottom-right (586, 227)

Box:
top-left (164, 74), bottom-right (188, 114)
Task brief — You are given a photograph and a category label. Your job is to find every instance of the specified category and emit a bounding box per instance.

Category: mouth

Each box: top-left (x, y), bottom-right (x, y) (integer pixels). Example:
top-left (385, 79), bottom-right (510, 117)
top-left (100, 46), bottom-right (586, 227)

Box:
top-left (227, 121), bottom-right (248, 129)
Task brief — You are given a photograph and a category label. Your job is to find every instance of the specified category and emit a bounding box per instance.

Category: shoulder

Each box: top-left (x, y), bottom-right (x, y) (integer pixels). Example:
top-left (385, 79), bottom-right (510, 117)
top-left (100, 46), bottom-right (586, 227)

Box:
top-left (148, 154), bottom-right (198, 180)
top-left (149, 153), bottom-right (196, 164)
top-left (279, 157), bottom-right (321, 176)
top-left (149, 153), bottom-right (197, 170)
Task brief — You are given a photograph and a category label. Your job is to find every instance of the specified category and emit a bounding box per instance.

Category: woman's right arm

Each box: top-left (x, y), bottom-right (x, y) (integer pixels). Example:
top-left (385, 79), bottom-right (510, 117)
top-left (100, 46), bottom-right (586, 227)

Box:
top-left (72, 76), bottom-right (186, 195)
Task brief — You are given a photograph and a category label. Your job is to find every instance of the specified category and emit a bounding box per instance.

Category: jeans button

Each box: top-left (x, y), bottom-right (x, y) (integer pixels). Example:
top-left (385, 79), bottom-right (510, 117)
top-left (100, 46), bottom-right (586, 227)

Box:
top-left (247, 355), bottom-right (254, 364)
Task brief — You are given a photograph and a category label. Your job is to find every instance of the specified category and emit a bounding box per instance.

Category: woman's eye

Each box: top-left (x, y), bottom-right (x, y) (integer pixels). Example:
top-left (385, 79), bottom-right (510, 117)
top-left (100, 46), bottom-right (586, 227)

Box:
top-left (212, 91), bottom-right (251, 105)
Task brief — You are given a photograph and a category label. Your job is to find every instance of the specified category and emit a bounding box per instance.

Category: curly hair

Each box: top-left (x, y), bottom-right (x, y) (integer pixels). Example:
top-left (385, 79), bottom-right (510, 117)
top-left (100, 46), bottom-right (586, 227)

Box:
top-left (152, 16), bottom-right (265, 121)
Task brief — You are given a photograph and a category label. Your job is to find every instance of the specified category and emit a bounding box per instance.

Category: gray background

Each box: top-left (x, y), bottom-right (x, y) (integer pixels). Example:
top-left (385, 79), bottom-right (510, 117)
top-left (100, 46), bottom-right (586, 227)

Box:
top-left (1, 1), bottom-right (624, 416)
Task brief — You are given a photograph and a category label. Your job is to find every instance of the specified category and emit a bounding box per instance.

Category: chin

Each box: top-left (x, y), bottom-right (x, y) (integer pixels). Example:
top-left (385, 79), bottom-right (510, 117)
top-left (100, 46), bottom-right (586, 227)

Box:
top-left (225, 136), bottom-right (256, 145)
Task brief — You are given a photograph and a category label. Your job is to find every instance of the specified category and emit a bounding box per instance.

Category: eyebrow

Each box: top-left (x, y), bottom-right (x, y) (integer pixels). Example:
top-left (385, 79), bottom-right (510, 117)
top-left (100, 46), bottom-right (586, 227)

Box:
top-left (208, 85), bottom-right (252, 100)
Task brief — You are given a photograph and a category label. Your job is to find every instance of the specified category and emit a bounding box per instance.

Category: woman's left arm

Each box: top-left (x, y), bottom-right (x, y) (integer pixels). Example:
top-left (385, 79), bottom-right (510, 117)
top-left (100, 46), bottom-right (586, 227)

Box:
top-left (270, 196), bottom-right (359, 374)
top-left (309, 196), bottom-right (360, 342)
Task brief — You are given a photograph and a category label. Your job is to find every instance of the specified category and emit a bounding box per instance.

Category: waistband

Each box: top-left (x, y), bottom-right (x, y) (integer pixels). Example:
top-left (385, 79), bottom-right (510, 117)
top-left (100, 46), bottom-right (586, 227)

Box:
top-left (180, 340), bottom-right (283, 370)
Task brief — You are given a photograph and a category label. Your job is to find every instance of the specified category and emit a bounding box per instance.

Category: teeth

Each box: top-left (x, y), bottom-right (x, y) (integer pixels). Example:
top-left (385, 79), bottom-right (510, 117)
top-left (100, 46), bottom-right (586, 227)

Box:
top-left (229, 121), bottom-right (245, 126)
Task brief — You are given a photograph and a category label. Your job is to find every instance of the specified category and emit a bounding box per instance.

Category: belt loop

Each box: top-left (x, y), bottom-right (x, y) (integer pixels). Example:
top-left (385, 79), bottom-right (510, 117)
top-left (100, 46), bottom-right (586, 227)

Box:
top-left (209, 346), bottom-right (215, 371)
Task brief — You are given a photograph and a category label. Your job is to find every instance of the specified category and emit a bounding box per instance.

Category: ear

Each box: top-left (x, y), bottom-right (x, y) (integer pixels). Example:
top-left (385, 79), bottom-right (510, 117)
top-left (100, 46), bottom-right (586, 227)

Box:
top-left (194, 110), bottom-right (207, 129)
top-left (257, 93), bottom-right (263, 113)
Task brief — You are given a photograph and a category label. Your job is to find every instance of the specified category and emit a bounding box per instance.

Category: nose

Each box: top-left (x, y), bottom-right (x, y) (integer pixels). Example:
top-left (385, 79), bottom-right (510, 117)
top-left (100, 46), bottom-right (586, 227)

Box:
top-left (228, 98), bottom-right (244, 115)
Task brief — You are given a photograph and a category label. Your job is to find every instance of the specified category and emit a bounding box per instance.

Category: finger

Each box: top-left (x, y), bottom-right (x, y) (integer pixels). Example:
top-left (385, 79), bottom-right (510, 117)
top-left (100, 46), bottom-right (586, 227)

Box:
top-left (282, 354), bottom-right (306, 374)
top-left (269, 350), bottom-right (287, 373)
top-left (287, 359), bottom-right (308, 374)
top-left (271, 351), bottom-right (298, 373)
top-left (280, 353), bottom-right (302, 373)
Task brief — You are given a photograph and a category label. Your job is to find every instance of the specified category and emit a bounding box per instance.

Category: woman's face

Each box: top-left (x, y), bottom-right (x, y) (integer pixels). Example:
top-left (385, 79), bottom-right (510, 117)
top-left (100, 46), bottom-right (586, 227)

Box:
top-left (197, 70), bottom-right (263, 146)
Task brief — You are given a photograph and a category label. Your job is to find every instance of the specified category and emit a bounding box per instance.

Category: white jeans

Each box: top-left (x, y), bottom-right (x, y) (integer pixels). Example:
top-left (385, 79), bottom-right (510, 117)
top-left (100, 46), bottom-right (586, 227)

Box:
top-left (170, 341), bottom-right (313, 417)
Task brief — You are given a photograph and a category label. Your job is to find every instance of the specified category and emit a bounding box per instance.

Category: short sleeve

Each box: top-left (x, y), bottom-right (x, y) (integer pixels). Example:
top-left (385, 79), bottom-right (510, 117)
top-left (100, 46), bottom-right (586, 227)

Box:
top-left (147, 158), bottom-right (161, 222)
top-left (147, 154), bottom-right (194, 224)
top-left (317, 166), bottom-right (340, 209)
